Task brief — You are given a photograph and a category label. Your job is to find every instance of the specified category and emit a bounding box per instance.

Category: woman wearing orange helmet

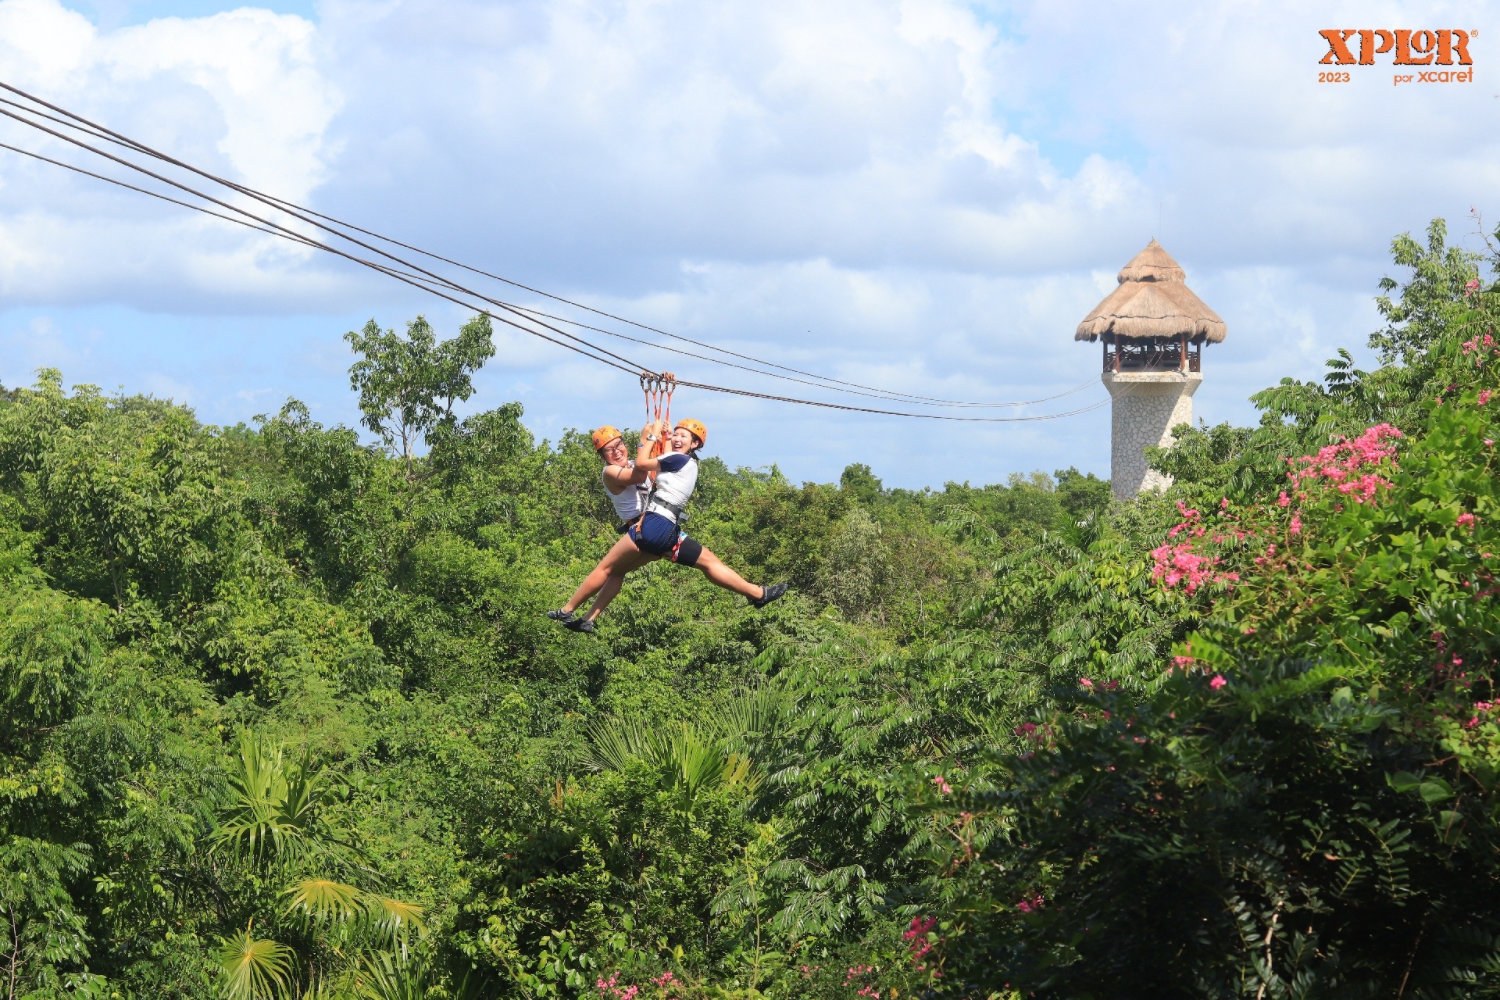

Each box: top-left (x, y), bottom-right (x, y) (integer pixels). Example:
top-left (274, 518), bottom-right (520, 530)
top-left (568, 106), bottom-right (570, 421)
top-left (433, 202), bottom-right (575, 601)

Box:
top-left (588, 424), bottom-right (651, 534)
top-left (548, 417), bottom-right (787, 633)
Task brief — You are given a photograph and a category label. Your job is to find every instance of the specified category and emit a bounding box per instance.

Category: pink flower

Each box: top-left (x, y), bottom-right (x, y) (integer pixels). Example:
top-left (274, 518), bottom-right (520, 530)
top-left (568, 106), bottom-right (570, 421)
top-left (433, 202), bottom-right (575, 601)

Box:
top-left (1289, 513), bottom-right (1303, 535)
top-left (1481, 390), bottom-right (1493, 406)
top-left (1459, 512), bottom-right (1477, 528)
top-left (932, 775), bottom-right (953, 795)
top-left (1079, 677), bottom-right (1094, 689)
top-left (1209, 674), bottom-right (1228, 690)
top-left (653, 972), bottom-right (677, 988)
top-left (1466, 277), bottom-right (1481, 298)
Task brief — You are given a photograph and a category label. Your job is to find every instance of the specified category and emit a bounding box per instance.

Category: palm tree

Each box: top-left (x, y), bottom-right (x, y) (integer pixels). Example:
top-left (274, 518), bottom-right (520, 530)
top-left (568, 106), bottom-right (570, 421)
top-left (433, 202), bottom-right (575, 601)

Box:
top-left (210, 730), bottom-right (428, 1000)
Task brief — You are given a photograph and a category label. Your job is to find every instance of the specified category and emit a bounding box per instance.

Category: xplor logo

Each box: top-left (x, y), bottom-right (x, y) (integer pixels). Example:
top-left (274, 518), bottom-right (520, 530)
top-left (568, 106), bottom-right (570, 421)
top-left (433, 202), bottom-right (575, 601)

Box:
top-left (1316, 28), bottom-right (1477, 86)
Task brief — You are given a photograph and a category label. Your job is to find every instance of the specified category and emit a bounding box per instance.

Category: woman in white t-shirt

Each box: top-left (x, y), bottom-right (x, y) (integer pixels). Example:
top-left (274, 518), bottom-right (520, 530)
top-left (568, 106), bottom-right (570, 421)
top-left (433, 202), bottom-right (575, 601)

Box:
top-left (548, 419), bottom-right (787, 633)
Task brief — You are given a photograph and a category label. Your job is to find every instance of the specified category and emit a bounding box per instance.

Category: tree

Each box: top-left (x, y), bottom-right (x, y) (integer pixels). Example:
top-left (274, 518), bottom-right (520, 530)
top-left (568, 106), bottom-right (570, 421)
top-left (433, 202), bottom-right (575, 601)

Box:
top-left (1053, 466), bottom-right (1112, 521)
top-left (345, 314), bottom-right (495, 476)
top-left (839, 463), bottom-right (884, 504)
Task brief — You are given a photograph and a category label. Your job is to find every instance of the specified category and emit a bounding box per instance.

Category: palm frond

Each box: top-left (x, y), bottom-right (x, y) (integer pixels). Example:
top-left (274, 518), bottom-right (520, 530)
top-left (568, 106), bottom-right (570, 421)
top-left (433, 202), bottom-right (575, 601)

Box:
top-left (213, 729), bottom-right (337, 868)
top-left (365, 896), bottom-right (427, 959)
top-left (283, 878), bottom-right (363, 923)
top-left (353, 951), bottom-right (430, 1000)
top-left (216, 924), bottom-right (294, 1000)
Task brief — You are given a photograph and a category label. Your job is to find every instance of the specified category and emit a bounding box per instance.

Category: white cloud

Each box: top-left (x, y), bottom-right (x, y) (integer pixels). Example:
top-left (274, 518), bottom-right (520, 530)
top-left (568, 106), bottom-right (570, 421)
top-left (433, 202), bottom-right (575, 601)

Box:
top-left (0, 0), bottom-right (1494, 487)
top-left (0, 0), bottom-right (343, 304)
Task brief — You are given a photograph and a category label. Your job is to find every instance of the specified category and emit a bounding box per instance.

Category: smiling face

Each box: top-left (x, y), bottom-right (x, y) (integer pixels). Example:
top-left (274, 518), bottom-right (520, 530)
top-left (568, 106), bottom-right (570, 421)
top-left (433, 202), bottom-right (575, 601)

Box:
top-left (598, 437), bottom-right (628, 465)
top-left (670, 426), bottom-right (698, 452)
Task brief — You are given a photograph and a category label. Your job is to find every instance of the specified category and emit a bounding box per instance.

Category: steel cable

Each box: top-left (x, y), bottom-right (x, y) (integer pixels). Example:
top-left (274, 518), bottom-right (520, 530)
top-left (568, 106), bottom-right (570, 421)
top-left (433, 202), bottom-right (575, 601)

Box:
top-left (0, 86), bottom-right (1110, 424)
top-left (0, 82), bottom-right (1091, 411)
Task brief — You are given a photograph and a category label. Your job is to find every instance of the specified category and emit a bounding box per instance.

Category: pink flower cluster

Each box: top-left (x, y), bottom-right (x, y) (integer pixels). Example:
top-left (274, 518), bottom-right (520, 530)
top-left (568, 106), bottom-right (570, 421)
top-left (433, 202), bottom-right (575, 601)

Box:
top-left (931, 775), bottom-right (953, 795)
top-left (1154, 424), bottom-right (1408, 608)
top-left (1013, 722), bottom-right (1053, 745)
top-left (1016, 892), bottom-right (1046, 914)
top-left (1152, 501), bottom-right (1242, 592)
top-left (1285, 423), bottom-right (1402, 503)
top-left (844, 964), bottom-right (883, 997)
top-left (595, 971), bottom-right (681, 1000)
top-left (1461, 332), bottom-right (1494, 354)
top-left (1151, 540), bottom-right (1224, 592)
top-left (595, 973), bottom-right (638, 1000)
top-left (904, 916), bottom-right (940, 972)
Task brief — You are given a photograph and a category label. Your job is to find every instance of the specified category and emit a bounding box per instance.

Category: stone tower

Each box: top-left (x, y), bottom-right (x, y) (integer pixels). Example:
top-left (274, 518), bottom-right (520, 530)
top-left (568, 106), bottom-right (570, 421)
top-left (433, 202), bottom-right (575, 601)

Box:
top-left (1075, 240), bottom-right (1226, 499)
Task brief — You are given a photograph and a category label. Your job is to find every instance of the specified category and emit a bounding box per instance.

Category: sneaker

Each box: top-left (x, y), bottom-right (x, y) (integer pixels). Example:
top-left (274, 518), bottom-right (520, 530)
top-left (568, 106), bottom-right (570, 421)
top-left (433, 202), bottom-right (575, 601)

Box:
top-left (565, 617), bottom-right (598, 634)
top-left (750, 582), bottom-right (788, 609)
top-left (546, 609), bottom-right (575, 624)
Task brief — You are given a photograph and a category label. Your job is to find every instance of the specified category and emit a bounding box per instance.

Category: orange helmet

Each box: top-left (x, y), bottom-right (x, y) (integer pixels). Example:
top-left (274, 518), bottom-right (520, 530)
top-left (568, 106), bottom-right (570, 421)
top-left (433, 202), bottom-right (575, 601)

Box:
top-left (591, 425), bottom-right (623, 451)
top-left (675, 418), bottom-right (707, 446)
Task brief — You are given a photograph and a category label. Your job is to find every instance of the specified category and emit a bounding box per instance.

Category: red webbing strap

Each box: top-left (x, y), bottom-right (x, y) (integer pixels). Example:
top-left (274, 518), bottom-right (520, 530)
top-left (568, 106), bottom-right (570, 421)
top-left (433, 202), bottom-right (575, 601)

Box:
top-left (658, 372), bottom-right (675, 459)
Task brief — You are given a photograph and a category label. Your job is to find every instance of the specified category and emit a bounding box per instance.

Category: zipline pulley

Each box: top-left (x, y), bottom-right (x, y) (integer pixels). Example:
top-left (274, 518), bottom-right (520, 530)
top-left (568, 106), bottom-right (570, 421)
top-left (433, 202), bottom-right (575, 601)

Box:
top-left (640, 371), bottom-right (676, 461)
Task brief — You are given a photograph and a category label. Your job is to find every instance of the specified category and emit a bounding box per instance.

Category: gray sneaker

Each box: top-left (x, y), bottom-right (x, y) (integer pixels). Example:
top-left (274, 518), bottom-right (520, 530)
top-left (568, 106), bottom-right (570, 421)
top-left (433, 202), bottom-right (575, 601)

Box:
top-left (546, 609), bottom-right (576, 625)
top-left (565, 617), bottom-right (598, 634)
top-left (750, 582), bottom-right (788, 609)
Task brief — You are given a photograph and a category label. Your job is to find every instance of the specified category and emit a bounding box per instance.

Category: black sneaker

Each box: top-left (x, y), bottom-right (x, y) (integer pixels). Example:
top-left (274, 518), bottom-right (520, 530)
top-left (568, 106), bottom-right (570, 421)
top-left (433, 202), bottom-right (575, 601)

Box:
top-left (565, 617), bottom-right (598, 634)
top-left (546, 609), bottom-right (576, 624)
top-left (750, 582), bottom-right (788, 609)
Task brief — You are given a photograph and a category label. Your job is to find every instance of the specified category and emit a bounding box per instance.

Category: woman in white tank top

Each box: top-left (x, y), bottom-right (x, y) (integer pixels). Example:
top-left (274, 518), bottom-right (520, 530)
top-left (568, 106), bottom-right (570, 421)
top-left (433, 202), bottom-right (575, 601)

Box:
top-left (547, 419), bottom-right (787, 632)
top-left (594, 429), bottom-right (651, 531)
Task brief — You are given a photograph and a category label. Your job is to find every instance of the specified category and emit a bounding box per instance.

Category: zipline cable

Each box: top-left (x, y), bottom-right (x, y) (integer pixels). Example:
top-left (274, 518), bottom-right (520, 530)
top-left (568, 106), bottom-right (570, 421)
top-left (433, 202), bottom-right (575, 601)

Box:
top-left (501, 302), bottom-right (1100, 408)
top-left (0, 82), bottom-right (1080, 410)
top-left (0, 102), bottom-right (655, 375)
top-left (0, 92), bottom-right (1111, 422)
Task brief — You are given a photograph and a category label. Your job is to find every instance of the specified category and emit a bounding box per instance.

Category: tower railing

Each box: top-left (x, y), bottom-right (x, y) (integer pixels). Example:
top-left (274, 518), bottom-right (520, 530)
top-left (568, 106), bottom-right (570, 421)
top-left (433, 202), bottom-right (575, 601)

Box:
top-left (1101, 338), bottom-right (1201, 374)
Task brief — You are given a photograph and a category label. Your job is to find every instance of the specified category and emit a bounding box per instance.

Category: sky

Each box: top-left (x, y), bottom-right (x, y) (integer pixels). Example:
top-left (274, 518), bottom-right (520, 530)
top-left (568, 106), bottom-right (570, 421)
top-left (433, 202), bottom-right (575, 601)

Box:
top-left (0, 0), bottom-right (1496, 491)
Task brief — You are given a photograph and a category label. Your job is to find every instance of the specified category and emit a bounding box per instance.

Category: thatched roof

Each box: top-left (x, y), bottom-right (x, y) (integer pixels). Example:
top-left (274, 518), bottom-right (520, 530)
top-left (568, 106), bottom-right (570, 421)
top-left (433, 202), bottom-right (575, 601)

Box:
top-left (1075, 239), bottom-right (1226, 344)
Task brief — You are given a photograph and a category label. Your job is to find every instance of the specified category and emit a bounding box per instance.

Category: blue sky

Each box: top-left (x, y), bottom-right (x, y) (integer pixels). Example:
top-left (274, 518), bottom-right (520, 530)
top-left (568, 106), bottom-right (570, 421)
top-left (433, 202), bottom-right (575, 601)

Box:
top-left (1, 0), bottom-right (1497, 490)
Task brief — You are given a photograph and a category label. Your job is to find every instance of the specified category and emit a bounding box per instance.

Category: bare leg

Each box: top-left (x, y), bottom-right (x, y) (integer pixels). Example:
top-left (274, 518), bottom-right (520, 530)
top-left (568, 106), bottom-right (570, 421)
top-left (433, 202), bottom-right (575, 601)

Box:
top-left (562, 534), bottom-right (643, 613)
top-left (693, 547), bottom-right (765, 600)
top-left (581, 548), bottom-right (657, 621)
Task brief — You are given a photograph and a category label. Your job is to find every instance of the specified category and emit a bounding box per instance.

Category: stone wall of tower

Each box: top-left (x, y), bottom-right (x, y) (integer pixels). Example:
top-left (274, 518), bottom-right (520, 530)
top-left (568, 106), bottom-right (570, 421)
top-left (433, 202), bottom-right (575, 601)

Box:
top-left (1102, 370), bottom-right (1201, 499)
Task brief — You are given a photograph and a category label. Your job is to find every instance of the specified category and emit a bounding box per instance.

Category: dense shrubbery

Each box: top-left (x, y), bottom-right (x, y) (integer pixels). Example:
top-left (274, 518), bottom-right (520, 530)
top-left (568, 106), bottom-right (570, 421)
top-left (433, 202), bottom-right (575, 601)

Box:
top-left (1, 218), bottom-right (1497, 999)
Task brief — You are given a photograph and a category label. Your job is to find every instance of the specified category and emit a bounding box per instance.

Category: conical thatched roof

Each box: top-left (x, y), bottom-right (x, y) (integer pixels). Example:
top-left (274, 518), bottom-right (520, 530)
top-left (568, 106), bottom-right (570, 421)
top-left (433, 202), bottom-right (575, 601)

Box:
top-left (1075, 239), bottom-right (1226, 343)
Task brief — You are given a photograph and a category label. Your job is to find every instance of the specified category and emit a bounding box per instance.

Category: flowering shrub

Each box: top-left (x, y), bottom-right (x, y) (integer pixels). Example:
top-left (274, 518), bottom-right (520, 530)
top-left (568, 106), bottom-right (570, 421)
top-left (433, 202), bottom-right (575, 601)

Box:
top-left (934, 367), bottom-right (1500, 995)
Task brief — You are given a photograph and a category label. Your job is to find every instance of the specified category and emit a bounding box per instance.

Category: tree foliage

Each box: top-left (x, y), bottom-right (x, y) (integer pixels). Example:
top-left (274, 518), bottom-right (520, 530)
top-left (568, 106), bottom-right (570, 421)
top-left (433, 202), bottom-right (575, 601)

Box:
top-left (2, 221), bottom-right (1499, 999)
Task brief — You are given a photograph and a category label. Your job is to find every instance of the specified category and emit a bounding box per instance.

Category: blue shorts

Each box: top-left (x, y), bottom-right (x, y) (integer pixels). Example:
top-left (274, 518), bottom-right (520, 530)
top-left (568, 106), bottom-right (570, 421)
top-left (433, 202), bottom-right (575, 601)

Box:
top-left (628, 513), bottom-right (703, 567)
